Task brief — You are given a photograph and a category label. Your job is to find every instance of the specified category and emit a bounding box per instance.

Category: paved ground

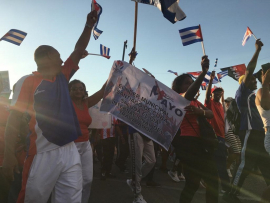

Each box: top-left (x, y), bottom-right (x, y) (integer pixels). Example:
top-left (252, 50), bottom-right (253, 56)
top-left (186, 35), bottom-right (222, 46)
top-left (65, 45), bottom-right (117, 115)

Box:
top-left (89, 155), bottom-right (267, 203)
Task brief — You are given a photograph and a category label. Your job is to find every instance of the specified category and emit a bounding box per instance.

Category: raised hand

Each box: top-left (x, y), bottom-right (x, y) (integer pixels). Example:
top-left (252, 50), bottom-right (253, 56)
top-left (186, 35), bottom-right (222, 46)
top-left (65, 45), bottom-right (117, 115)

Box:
top-left (201, 55), bottom-right (209, 74)
top-left (81, 50), bottom-right (88, 59)
top-left (87, 10), bottom-right (98, 27)
top-left (255, 39), bottom-right (264, 51)
top-left (210, 71), bottom-right (216, 80)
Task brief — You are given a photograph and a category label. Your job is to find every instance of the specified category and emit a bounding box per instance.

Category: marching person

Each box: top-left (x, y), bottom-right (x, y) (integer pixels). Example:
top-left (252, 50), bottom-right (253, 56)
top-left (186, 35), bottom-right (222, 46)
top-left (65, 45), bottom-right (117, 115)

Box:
top-left (223, 39), bottom-right (270, 202)
top-left (256, 69), bottom-right (270, 155)
top-left (69, 79), bottom-right (106, 203)
top-left (2, 10), bottom-right (98, 203)
top-left (204, 71), bottom-right (230, 193)
top-left (172, 56), bottom-right (219, 203)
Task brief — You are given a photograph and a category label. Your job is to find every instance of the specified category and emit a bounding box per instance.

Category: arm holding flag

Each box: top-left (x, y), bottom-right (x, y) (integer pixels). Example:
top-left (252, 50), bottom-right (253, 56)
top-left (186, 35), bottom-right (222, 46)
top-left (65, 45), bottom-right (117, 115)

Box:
top-left (70, 10), bottom-right (97, 66)
top-left (205, 71), bottom-right (215, 104)
top-left (184, 56), bottom-right (209, 101)
top-left (243, 39), bottom-right (263, 87)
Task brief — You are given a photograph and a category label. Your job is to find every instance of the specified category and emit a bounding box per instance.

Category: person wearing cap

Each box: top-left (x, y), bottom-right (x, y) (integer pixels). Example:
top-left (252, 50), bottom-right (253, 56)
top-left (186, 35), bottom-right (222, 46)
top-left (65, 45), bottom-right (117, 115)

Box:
top-left (205, 71), bottom-right (230, 193)
top-left (2, 10), bottom-right (98, 203)
top-left (223, 39), bottom-right (270, 202)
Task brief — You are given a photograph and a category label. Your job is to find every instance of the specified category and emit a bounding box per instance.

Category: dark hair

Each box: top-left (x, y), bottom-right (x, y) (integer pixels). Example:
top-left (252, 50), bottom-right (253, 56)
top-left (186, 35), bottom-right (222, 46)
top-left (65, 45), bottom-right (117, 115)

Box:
top-left (34, 45), bottom-right (54, 72)
top-left (69, 79), bottom-right (87, 99)
top-left (172, 74), bottom-right (193, 94)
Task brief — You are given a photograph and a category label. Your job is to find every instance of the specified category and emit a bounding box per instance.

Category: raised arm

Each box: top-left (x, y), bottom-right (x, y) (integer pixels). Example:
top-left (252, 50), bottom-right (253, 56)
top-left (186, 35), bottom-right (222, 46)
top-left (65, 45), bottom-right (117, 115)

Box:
top-left (70, 10), bottom-right (97, 66)
top-left (243, 39), bottom-right (263, 87)
top-left (87, 81), bottom-right (107, 108)
top-left (185, 56), bottom-right (209, 101)
top-left (205, 71), bottom-right (215, 104)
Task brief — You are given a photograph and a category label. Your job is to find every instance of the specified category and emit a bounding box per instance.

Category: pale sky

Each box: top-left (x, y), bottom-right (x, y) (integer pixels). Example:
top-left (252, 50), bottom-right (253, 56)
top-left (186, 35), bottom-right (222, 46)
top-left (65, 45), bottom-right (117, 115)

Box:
top-left (1, 0), bottom-right (270, 103)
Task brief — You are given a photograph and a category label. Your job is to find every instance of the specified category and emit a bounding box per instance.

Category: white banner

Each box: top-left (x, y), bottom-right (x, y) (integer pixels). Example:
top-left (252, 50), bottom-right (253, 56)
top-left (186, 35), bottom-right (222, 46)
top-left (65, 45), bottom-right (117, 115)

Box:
top-left (88, 101), bottom-right (111, 129)
top-left (0, 71), bottom-right (11, 94)
top-left (100, 61), bottom-right (190, 150)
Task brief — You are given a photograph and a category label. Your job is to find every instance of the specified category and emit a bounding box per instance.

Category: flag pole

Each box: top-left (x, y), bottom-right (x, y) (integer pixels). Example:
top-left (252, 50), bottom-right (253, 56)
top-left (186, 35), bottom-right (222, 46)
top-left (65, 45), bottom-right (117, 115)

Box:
top-left (122, 40), bottom-right (128, 61)
top-left (252, 34), bottom-right (258, 40)
top-left (199, 25), bottom-right (206, 55)
top-left (87, 53), bottom-right (110, 59)
top-left (133, 2), bottom-right (138, 52)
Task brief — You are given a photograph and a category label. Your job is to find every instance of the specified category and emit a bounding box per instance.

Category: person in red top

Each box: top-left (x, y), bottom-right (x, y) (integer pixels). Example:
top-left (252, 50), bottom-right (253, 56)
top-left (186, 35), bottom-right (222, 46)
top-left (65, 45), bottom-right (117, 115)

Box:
top-left (171, 56), bottom-right (219, 203)
top-left (205, 71), bottom-right (230, 193)
top-left (69, 79), bottom-right (106, 203)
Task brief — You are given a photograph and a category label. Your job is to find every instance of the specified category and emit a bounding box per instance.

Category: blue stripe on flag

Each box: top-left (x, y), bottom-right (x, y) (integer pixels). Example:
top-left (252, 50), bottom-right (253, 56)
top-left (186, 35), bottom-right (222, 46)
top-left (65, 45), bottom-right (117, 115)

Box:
top-left (1, 38), bottom-right (21, 46)
top-left (179, 26), bottom-right (199, 33)
top-left (9, 29), bottom-right (27, 36)
top-left (183, 39), bottom-right (203, 46)
top-left (180, 33), bottom-right (197, 40)
top-left (5, 34), bottom-right (24, 41)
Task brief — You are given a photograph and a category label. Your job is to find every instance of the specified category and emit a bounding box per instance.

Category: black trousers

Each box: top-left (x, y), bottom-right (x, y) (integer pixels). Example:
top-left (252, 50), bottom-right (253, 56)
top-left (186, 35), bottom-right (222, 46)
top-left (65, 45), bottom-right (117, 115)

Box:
top-left (101, 137), bottom-right (116, 174)
top-left (115, 134), bottom-right (129, 169)
top-left (231, 130), bottom-right (270, 193)
top-left (176, 136), bottom-right (219, 203)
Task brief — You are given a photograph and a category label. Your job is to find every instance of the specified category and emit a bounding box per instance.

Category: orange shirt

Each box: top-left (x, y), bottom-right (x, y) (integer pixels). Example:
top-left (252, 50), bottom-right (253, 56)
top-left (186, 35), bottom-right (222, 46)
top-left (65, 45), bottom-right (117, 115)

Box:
top-left (205, 99), bottom-right (225, 138)
top-left (73, 101), bottom-right (92, 142)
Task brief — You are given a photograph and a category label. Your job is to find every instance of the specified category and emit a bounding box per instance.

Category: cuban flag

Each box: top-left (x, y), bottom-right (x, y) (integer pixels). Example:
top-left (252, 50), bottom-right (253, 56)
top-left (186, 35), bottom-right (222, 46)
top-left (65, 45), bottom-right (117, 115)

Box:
top-left (0, 29), bottom-right (27, 46)
top-left (242, 27), bottom-right (253, 46)
top-left (92, 0), bottom-right (103, 40)
top-left (217, 70), bottom-right (228, 80)
top-left (179, 25), bottom-right (203, 46)
top-left (132, 0), bottom-right (186, 24)
top-left (188, 71), bottom-right (219, 84)
top-left (168, 70), bottom-right (178, 76)
top-left (100, 44), bottom-right (110, 59)
top-left (201, 82), bottom-right (207, 90)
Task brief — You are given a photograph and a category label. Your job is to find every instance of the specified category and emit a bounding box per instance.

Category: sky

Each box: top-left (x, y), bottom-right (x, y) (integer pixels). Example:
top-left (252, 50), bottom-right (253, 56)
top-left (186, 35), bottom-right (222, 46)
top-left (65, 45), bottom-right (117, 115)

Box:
top-left (1, 0), bottom-right (270, 103)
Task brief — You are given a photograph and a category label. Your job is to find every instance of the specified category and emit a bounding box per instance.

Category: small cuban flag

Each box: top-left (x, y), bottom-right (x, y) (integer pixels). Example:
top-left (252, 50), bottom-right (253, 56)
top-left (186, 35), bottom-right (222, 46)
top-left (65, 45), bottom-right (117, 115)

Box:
top-left (168, 70), bottom-right (178, 76)
top-left (179, 25), bottom-right (203, 46)
top-left (201, 82), bottom-right (207, 90)
top-left (0, 29), bottom-right (27, 46)
top-left (92, 0), bottom-right (103, 40)
top-left (100, 44), bottom-right (110, 59)
top-left (217, 70), bottom-right (228, 81)
top-left (242, 27), bottom-right (253, 46)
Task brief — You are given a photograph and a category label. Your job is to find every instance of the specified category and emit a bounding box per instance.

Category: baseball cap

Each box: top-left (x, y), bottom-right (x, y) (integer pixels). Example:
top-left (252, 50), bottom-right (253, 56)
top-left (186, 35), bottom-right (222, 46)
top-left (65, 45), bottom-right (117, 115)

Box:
top-left (211, 87), bottom-right (224, 94)
top-left (225, 97), bottom-right (233, 102)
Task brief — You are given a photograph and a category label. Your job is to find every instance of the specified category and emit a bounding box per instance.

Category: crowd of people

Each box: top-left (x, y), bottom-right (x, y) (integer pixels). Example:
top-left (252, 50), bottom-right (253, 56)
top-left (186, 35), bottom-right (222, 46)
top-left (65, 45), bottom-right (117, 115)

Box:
top-left (1, 9), bottom-right (270, 203)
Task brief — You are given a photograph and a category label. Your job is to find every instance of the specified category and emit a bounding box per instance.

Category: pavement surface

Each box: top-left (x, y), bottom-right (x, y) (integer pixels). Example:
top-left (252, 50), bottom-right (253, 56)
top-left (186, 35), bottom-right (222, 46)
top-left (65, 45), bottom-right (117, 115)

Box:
top-left (89, 154), bottom-right (268, 203)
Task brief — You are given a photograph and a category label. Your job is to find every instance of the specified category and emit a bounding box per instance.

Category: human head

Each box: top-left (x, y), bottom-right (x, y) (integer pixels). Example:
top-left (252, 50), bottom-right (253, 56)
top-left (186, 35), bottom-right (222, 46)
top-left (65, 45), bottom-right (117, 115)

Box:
top-left (211, 87), bottom-right (224, 102)
top-left (239, 75), bottom-right (257, 91)
top-left (68, 79), bottom-right (87, 100)
top-left (172, 74), bottom-right (194, 94)
top-left (225, 97), bottom-right (233, 108)
top-left (34, 45), bottom-right (63, 76)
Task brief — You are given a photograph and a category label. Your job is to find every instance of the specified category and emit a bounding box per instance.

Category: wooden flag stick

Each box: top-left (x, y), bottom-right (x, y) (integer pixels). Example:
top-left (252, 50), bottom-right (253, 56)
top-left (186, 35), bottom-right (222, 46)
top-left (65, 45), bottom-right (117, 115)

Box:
top-left (201, 41), bottom-right (206, 56)
top-left (252, 34), bottom-right (258, 40)
top-left (87, 53), bottom-right (110, 59)
top-left (133, 2), bottom-right (138, 51)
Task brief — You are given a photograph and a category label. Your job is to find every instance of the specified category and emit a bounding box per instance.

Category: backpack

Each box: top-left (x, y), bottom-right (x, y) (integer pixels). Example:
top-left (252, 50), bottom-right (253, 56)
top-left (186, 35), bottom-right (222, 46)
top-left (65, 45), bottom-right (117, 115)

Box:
top-left (226, 99), bottom-right (241, 135)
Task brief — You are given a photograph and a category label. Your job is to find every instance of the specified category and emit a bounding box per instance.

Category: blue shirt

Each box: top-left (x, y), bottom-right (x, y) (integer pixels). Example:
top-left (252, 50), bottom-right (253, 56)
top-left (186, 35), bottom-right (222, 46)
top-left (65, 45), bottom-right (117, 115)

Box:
top-left (235, 82), bottom-right (263, 131)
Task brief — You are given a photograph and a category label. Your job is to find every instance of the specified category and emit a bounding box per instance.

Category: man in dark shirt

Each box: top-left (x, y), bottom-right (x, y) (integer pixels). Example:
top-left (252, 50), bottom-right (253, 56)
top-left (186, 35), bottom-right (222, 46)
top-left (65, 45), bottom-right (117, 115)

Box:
top-left (223, 40), bottom-right (270, 202)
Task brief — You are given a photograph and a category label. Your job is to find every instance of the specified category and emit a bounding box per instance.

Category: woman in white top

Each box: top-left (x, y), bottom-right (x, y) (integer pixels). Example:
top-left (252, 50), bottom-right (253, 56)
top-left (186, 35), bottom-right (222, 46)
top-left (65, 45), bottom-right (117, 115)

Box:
top-left (255, 69), bottom-right (270, 155)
